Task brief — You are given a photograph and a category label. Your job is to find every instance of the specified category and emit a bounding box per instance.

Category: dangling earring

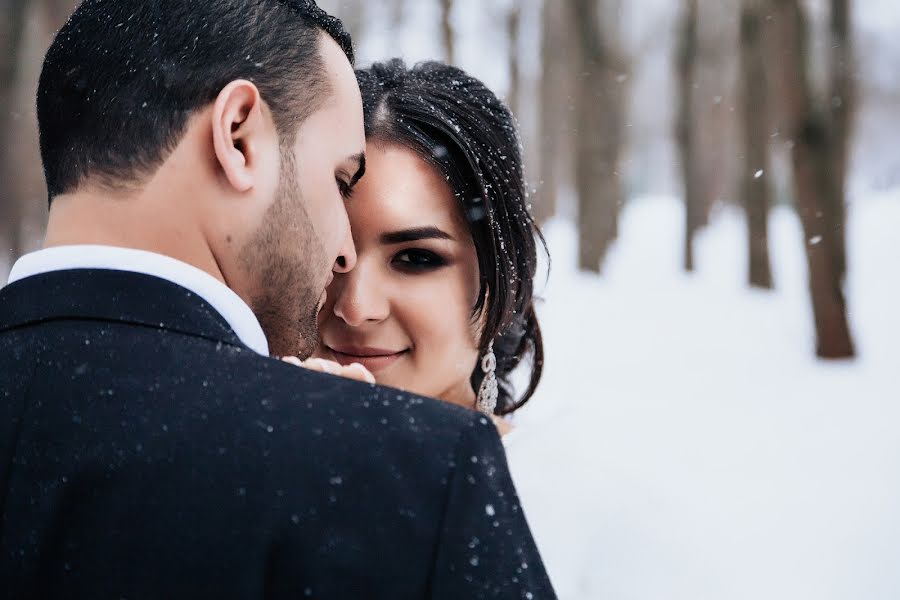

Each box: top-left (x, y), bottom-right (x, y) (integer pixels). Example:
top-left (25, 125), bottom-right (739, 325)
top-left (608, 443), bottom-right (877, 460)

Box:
top-left (476, 341), bottom-right (498, 416)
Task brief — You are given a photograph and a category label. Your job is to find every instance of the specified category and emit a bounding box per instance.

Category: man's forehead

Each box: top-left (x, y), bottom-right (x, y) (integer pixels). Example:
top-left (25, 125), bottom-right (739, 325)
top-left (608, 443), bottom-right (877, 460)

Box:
top-left (316, 34), bottom-right (358, 90)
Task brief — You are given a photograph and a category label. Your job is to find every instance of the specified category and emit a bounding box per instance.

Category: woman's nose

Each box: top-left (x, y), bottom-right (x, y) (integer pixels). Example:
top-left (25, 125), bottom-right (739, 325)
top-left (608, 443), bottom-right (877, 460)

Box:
top-left (330, 263), bottom-right (390, 327)
top-left (333, 228), bottom-right (357, 274)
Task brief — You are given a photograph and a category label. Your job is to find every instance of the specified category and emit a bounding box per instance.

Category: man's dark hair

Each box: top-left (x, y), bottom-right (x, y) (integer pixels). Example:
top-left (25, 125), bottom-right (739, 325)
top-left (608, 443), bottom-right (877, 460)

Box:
top-left (37, 0), bottom-right (353, 201)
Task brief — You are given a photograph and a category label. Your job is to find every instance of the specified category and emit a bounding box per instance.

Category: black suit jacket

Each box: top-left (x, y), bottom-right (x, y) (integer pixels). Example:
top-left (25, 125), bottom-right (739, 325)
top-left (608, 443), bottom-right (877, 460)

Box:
top-left (0, 269), bottom-right (555, 599)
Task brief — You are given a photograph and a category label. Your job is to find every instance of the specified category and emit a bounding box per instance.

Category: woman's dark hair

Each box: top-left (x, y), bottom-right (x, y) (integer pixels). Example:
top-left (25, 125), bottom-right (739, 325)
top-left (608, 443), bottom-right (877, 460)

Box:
top-left (356, 59), bottom-right (547, 415)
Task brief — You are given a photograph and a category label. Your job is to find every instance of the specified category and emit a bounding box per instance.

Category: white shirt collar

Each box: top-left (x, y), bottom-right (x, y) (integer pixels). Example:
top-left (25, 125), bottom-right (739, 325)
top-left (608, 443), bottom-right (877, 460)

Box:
top-left (7, 245), bottom-right (270, 356)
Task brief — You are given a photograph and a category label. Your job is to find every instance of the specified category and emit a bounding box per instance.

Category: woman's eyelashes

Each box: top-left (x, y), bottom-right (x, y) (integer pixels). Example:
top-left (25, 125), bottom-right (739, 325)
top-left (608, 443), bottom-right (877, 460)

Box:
top-left (392, 248), bottom-right (448, 272)
top-left (337, 177), bottom-right (354, 199)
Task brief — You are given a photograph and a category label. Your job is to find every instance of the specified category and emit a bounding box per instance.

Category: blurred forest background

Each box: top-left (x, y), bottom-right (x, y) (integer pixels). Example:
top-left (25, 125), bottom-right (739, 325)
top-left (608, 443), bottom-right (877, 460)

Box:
top-left (2, 0), bottom-right (898, 361)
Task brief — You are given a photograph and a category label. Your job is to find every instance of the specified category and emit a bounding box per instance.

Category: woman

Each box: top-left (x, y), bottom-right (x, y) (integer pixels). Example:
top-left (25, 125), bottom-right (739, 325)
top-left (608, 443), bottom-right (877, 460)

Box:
top-left (310, 59), bottom-right (546, 425)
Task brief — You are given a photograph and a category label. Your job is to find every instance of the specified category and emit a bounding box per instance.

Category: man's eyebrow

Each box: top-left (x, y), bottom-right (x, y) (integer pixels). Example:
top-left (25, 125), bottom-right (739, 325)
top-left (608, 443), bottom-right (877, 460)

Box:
top-left (348, 153), bottom-right (366, 187)
top-left (380, 226), bottom-right (454, 245)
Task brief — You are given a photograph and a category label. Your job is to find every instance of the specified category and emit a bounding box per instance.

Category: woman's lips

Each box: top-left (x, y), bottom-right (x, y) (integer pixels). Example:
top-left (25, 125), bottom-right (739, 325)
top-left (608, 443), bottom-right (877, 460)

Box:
top-left (327, 346), bottom-right (409, 372)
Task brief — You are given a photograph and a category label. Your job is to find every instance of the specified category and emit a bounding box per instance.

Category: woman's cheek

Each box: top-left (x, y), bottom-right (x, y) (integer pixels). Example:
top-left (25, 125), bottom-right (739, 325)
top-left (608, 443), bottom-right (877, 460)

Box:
top-left (398, 276), bottom-right (466, 352)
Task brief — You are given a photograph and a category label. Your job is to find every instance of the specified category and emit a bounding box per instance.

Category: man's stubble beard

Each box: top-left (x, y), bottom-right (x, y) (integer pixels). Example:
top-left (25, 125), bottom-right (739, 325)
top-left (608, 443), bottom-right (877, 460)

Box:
top-left (240, 149), bottom-right (328, 360)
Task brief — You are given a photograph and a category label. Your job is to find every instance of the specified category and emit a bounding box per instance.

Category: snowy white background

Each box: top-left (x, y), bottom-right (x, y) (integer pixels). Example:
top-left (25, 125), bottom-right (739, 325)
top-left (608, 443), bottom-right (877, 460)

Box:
top-left (322, 0), bottom-right (900, 597)
top-left (510, 193), bottom-right (900, 599)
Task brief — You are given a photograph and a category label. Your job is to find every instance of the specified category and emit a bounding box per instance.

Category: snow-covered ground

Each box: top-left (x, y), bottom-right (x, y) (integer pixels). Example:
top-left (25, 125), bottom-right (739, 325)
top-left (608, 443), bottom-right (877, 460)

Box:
top-left (508, 192), bottom-right (900, 599)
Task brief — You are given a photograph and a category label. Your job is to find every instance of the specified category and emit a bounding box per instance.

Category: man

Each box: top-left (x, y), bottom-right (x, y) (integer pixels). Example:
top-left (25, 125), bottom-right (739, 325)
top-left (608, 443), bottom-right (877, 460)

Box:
top-left (0, 1), bottom-right (556, 598)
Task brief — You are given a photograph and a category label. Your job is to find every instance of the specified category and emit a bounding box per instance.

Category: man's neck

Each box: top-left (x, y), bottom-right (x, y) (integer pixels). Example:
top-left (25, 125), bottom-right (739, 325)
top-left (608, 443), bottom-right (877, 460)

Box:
top-left (43, 190), bottom-right (227, 287)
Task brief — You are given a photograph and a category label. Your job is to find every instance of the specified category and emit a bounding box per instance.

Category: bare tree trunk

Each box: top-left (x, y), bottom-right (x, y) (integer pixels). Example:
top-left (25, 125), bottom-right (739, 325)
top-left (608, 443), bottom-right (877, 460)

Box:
top-left (694, 0), bottom-right (740, 227)
top-left (770, 0), bottom-right (855, 358)
top-left (572, 0), bottom-right (626, 273)
top-left (387, 0), bottom-right (404, 33)
top-left (0, 0), bottom-right (30, 262)
top-left (22, 1), bottom-right (77, 230)
top-left (676, 0), bottom-right (700, 272)
top-left (439, 0), bottom-right (455, 65)
top-left (506, 1), bottom-right (522, 118)
top-left (320, 0), bottom-right (365, 44)
top-left (828, 0), bottom-right (854, 283)
top-left (342, 0), bottom-right (366, 42)
top-left (534, 0), bottom-right (572, 224)
top-left (739, 0), bottom-right (773, 289)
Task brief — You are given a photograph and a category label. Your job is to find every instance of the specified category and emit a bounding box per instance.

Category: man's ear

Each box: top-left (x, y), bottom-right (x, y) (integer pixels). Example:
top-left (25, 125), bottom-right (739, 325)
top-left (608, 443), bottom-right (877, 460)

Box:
top-left (211, 80), bottom-right (269, 193)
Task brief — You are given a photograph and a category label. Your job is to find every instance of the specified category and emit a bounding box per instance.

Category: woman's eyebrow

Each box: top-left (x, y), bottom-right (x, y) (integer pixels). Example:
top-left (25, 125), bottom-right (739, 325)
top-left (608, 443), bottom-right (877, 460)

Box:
top-left (348, 153), bottom-right (366, 186)
top-left (380, 226), bottom-right (454, 244)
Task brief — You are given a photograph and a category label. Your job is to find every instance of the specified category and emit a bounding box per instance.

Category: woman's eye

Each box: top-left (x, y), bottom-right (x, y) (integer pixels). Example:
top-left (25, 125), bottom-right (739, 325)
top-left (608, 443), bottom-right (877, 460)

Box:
top-left (393, 249), bottom-right (447, 271)
top-left (337, 178), bottom-right (354, 199)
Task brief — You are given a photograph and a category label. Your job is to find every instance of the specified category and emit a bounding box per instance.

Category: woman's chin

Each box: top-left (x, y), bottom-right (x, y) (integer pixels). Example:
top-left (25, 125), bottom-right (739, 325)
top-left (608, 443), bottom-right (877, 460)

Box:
top-left (369, 369), bottom-right (422, 396)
